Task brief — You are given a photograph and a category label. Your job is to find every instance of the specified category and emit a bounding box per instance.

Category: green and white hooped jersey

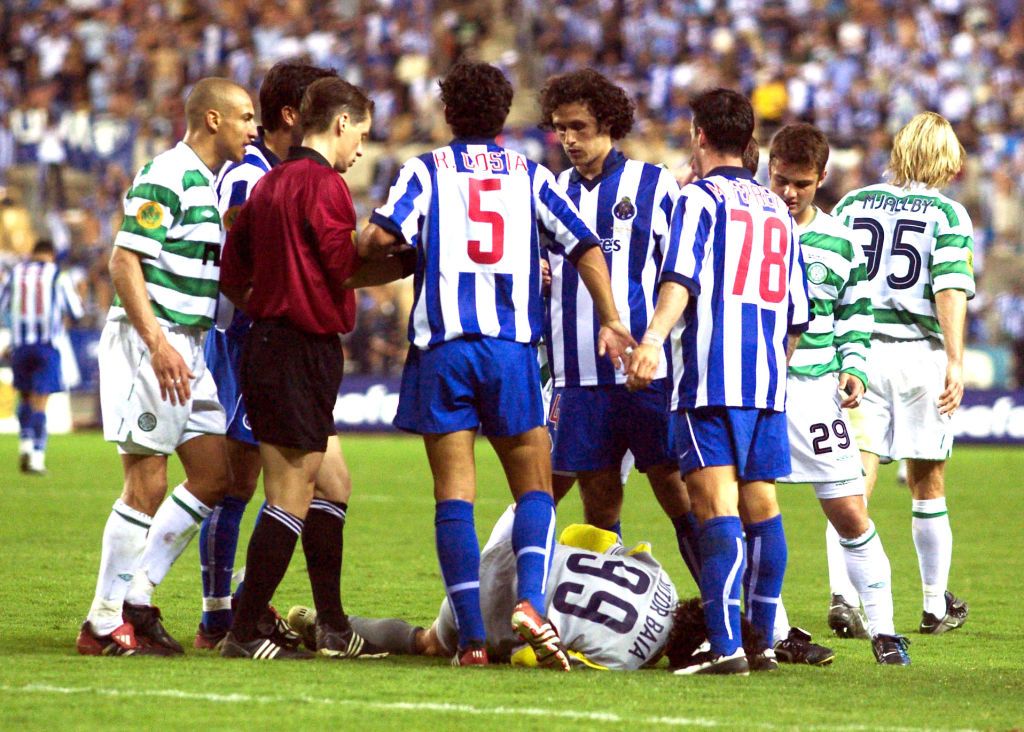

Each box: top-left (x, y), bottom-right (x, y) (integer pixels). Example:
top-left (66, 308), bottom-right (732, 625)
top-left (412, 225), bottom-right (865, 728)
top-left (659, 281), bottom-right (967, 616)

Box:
top-left (108, 141), bottom-right (222, 330)
top-left (788, 208), bottom-right (872, 387)
top-left (832, 183), bottom-right (974, 343)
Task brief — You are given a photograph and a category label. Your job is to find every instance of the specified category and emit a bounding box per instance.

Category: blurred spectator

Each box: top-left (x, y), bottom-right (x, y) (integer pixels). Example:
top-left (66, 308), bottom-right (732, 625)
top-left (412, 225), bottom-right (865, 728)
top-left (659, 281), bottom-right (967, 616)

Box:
top-left (996, 284), bottom-right (1024, 388)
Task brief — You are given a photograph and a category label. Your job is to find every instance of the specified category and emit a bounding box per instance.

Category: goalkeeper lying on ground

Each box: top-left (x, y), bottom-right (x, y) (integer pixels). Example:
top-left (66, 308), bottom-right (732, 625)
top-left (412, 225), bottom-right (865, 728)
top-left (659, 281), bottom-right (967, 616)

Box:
top-left (289, 506), bottom-right (775, 671)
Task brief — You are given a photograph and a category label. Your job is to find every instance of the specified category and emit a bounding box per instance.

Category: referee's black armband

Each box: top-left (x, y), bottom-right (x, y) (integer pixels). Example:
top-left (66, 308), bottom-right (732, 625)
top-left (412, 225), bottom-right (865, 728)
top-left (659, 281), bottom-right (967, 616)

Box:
top-left (397, 247), bottom-right (417, 278)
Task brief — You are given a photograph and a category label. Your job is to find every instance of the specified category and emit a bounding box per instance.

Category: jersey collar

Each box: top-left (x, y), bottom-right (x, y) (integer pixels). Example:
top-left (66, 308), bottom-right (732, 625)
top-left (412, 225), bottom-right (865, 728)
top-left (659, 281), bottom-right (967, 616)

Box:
top-left (253, 131), bottom-right (281, 168)
top-left (286, 146), bottom-right (331, 168)
top-left (705, 165), bottom-right (755, 180)
top-left (450, 136), bottom-right (498, 146)
top-left (569, 148), bottom-right (626, 189)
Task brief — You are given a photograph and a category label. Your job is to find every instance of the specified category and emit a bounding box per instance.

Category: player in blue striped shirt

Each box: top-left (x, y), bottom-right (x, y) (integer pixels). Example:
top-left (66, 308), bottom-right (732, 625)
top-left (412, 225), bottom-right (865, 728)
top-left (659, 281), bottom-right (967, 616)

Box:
top-left (629, 89), bottom-right (810, 675)
top-left (0, 239), bottom-right (83, 474)
top-left (538, 69), bottom-right (700, 585)
top-left (359, 61), bottom-right (634, 669)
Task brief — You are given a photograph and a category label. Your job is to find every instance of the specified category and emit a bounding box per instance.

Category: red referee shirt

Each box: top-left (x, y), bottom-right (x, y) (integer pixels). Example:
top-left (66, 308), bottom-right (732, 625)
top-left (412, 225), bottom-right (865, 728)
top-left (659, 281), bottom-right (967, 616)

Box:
top-left (221, 147), bottom-right (359, 335)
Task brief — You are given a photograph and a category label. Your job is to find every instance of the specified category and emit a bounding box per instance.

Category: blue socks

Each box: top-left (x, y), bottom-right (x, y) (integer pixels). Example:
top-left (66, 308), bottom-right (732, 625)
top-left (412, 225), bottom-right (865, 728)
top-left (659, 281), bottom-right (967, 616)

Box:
top-left (30, 411), bottom-right (46, 451)
top-left (435, 499), bottom-right (484, 648)
top-left (512, 491), bottom-right (556, 610)
top-left (671, 511), bottom-right (702, 586)
top-left (199, 495), bottom-right (247, 632)
top-left (699, 516), bottom-right (746, 656)
top-left (743, 514), bottom-right (787, 649)
top-left (16, 401), bottom-right (31, 441)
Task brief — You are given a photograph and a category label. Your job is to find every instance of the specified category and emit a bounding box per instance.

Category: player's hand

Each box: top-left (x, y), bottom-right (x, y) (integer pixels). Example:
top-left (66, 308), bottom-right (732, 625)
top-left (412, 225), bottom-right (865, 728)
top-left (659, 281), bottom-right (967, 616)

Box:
top-left (597, 319), bottom-right (636, 372)
top-left (838, 372), bottom-right (865, 409)
top-left (938, 361), bottom-right (964, 416)
top-left (150, 337), bottom-right (194, 406)
top-left (676, 159), bottom-right (699, 187)
top-left (540, 258), bottom-right (552, 290)
top-left (625, 342), bottom-right (660, 391)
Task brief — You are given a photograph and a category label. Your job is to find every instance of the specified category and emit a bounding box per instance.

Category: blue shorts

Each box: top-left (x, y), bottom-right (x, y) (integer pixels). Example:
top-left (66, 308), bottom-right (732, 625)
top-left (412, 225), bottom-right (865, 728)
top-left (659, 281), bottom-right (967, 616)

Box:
top-left (12, 343), bottom-right (63, 394)
top-left (548, 379), bottom-right (673, 473)
top-left (204, 327), bottom-right (256, 445)
top-left (674, 406), bottom-right (790, 482)
top-left (394, 337), bottom-right (543, 437)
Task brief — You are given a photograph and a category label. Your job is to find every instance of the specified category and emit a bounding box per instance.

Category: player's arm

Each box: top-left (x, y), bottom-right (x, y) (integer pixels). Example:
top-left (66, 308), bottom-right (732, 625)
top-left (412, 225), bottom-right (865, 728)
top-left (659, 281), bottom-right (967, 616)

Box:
top-left (343, 248), bottom-right (416, 288)
top-left (358, 158), bottom-right (430, 260)
top-left (109, 246), bottom-right (193, 405)
top-left (834, 234), bottom-right (873, 407)
top-left (936, 288), bottom-right (967, 416)
top-left (219, 197), bottom-right (254, 312)
top-left (58, 271), bottom-right (86, 322)
top-left (627, 281), bottom-right (689, 391)
top-left (932, 204), bottom-right (975, 416)
top-left (574, 246), bottom-right (635, 361)
top-left (534, 166), bottom-right (634, 363)
top-left (627, 185), bottom-right (706, 391)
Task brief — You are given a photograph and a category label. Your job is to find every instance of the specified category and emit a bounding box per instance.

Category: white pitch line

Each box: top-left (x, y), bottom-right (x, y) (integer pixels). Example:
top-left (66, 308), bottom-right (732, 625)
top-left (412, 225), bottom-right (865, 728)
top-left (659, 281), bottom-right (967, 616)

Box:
top-left (0, 684), bottom-right (978, 732)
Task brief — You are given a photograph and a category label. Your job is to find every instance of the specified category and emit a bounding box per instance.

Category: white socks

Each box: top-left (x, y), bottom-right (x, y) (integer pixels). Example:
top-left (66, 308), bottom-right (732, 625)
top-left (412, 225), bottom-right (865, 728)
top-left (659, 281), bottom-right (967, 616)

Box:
top-left (87, 500), bottom-right (152, 636)
top-left (773, 597), bottom-right (791, 646)
top-left (839, 520), bottom-right (895, 637)
top-left (825, 520), bottom-right (859, 604)
top-left (912, 497), bottom-right (952, 618)
top-left (125, 484), bottom-right (212, 607)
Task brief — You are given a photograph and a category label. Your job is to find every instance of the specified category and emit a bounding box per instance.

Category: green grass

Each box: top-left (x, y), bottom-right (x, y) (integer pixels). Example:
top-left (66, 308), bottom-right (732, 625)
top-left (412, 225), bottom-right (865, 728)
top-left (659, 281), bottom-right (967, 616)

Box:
top-left (1, 433), bottom-right (1021, 731)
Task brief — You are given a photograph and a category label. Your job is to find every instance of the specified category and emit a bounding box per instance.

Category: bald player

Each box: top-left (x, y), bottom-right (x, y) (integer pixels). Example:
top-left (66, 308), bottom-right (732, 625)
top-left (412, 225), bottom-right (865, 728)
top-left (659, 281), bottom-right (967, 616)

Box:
top-left (77, 78), bottom-right (257, 657)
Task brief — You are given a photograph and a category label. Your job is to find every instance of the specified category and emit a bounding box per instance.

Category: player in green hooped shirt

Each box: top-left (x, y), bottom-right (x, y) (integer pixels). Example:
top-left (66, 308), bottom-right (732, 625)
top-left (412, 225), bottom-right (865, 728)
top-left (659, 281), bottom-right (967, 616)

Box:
top-left (769, 123), bottom-right (909, 666)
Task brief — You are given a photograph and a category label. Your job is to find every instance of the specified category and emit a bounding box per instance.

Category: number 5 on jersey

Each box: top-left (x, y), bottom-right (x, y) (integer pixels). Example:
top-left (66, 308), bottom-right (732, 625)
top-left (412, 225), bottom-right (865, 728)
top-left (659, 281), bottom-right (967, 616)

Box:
top-left (468, 177), bottom-right (504, 265)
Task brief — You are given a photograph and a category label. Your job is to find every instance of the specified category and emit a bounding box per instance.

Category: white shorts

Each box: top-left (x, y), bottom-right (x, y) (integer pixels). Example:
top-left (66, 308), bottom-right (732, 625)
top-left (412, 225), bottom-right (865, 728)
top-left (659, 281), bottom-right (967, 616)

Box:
top-left (99, 320), bottom-right (226, 455)
top-left (849, 339), bottom-right (953, 461)
top-left (779, 373), bottom-right (863, 495)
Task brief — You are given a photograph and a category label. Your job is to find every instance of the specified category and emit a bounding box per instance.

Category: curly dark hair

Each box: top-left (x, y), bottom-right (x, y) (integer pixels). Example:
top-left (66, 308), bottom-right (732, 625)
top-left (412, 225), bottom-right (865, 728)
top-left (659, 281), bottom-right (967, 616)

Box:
top-left (260, 60), bottom-right (337, 132)
top-left (664, 598), bottom-right (766, 670)
top-left (768, 123), bottom-right (830, 174)
top-left (691, 88), bottom-right (754, 157)
top-left (439, 61), bottom-right (513, 138)
top-left (538, 69), bottom-right (634, 140)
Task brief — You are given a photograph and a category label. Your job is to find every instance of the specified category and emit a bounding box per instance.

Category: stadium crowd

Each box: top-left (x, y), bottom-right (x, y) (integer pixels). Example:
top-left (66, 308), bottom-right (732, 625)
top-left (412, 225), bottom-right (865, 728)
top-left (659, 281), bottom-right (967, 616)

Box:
top-left (0, 0), bottom-right (1022, 378)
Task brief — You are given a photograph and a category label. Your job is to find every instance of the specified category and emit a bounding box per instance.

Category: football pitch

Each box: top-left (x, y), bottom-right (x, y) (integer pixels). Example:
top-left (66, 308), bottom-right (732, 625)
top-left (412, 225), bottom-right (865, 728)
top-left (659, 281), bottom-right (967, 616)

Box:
top-left (1, 432), bottom-right (1021, 731)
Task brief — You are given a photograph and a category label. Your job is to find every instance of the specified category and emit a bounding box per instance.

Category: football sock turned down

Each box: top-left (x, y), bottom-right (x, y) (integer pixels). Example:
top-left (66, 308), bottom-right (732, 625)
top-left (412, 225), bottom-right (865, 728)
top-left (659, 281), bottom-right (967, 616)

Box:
top-left (671, 511), bottom-right (702, 585)
top-left (825, 519), bottom-right (859, 604)
top-left (199, 495), bottom-right (248, 633)
top-left (125, 484), bottom-right (212, 607)
top-left (698, 516), bottom-right (746, 657)
top-left (231, 505), bottom-right (303, 643)
top-left (87, 500), bottom-right (152, 636)
top-left (840, 520), bottom-right (895, 636)
top-left (743, 514), bottom-right (787, 648)
top-left (350, 616), bottom-right (421, 654)
top-left (512, 491), bottom-right (556, 611)
top-left (302, 498), bottom-right (349, 630)
top-left (912, 497), bottom-right (954, 618)
top-left (435, 499), bottom-right (485, 649)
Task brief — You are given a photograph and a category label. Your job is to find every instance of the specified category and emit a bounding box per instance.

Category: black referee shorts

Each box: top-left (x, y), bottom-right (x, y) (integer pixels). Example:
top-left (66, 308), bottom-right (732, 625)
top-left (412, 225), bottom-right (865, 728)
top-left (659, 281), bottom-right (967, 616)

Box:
top-left (241, 319), bottom-right (343, 452)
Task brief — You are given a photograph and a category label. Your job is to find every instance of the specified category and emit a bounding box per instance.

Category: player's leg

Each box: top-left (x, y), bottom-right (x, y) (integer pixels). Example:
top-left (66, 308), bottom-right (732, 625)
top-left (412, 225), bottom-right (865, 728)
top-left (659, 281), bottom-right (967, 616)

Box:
top-left (738, 481), bottom-right (787, 663)
top-left (223, 441), bottom-right (320, 659)
top-left (551, 472), bottom-right (578, 504)
top-left (25, 391), bottom-right (50, 473)
top-left (577, 468), bottom-right (623, 533)
top-left (196, 437), bottom-right (259, 646)
top-left (908, 458), bottom-right (966, 633)
top-left (819, 491), bottom-right (897, 634)
top-left (79, 451), bottom-right (170, 656)
top-left (15, 390), bottom-right (33, 472)
top-left (646, 464), bottom-right (701, 586)
top-left (122, 433), bottom-right (230, 653)
top-left (489, 426), bottom-right (571, 671)
top-left (425, 428), bottom-right (489, 662)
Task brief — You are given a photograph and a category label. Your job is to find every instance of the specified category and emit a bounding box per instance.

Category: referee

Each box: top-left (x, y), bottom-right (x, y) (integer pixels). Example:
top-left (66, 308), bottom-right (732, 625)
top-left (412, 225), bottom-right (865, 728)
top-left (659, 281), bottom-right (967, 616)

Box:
top-left (218, 77), bottom-right (382, 659)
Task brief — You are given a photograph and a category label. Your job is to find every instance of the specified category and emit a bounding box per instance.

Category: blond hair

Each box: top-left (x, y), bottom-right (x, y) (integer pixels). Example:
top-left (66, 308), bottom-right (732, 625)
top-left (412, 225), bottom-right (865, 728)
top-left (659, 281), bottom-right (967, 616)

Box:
top-left (889, 112), bottom-right (964, 189)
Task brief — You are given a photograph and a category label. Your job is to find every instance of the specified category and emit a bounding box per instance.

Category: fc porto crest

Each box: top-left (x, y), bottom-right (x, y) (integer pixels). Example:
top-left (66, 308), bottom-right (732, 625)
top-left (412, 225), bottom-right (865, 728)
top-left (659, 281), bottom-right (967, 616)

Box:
top-left (613, 196), bottom-right (636, 221)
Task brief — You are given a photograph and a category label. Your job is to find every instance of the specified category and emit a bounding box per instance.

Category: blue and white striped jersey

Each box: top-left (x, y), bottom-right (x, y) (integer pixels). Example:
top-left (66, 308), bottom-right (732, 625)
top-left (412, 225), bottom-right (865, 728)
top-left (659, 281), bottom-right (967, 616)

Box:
top-left (663, 167), bottom-right (810, 412)
top-left (213, 139), bottom-right (279, 333)
top-left (371, 139), bottom-right (599, 349)
top-left (1, 260), bottom-right (83, 347)
top-left (544, 150), bottom-right (680, 387)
